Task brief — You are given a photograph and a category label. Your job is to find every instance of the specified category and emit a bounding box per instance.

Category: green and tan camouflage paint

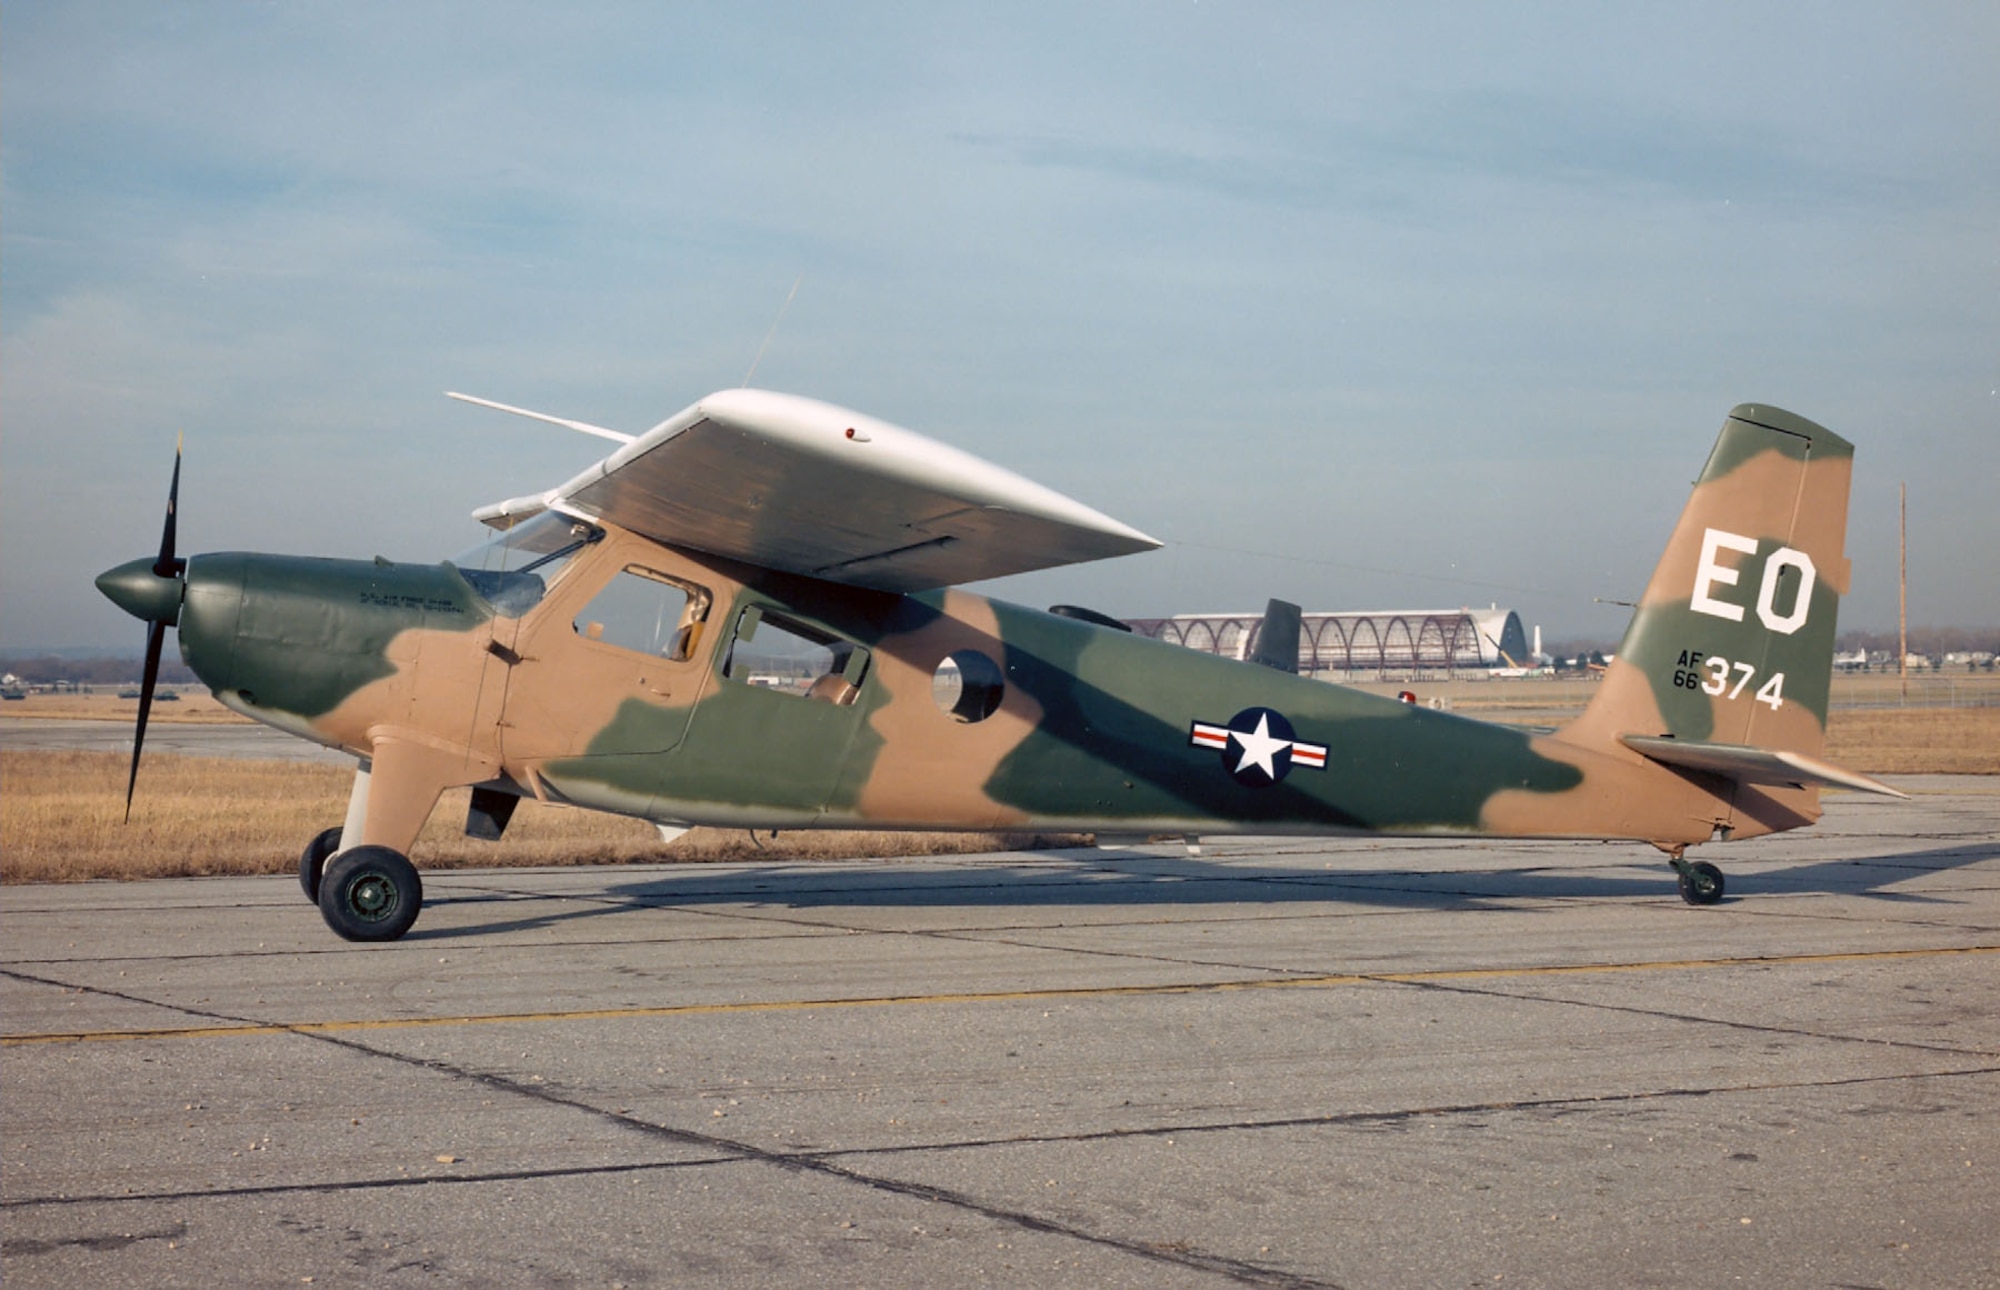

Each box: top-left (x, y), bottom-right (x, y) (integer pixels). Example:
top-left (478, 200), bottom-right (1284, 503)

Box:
top-left (1499, 405), bottom-right (1854, 843)
top-left (156, 404), bottom-right (1859, 863)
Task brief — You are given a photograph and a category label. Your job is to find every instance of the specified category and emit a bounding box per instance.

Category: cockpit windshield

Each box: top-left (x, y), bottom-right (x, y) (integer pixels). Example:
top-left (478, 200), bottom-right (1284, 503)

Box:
top-left (449, 512), bottom-right (604, 616)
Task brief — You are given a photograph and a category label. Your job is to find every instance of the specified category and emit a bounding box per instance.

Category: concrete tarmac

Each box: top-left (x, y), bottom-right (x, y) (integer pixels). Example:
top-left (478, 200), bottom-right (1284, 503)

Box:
top-left (0, 717), bottom-right (349, 762)
top-left (5, 778), bottom-right (1998, 1288)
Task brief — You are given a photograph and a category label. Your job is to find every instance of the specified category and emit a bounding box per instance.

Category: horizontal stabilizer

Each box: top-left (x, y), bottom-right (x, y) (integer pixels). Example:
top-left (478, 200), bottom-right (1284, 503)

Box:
top-left (1621, 735), bottom-right (1907, 798)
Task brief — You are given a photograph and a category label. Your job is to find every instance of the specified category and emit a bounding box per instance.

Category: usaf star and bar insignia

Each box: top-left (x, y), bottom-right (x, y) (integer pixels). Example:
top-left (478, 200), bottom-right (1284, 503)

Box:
top-left (1189, 707), bottom-right (1328, 787)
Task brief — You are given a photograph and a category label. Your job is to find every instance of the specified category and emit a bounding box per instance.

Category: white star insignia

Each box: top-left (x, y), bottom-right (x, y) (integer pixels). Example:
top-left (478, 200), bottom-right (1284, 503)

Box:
top-left (1230, 713), bottom-right (1290, 779)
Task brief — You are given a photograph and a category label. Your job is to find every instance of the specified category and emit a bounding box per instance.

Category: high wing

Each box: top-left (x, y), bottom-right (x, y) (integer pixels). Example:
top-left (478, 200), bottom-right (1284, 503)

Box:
top-left (469, 388), bottom-right (1159, 592)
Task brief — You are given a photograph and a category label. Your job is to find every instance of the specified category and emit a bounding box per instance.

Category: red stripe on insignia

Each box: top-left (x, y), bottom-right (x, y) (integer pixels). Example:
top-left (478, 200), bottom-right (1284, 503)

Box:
top-left (1291, 743), bottom-right (1327, 768)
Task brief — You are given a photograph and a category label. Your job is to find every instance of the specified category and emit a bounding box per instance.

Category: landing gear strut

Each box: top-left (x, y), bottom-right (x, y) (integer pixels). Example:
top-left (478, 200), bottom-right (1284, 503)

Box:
top-left (1671, 857), bottom-right (1726, 905)
top-left (317, 845), bottom-right (423, 941)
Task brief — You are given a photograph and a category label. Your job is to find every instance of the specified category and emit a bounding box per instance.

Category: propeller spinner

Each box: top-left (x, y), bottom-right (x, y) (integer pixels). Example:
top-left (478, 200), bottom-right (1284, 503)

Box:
top-left (95, 441), bottom-right (187, 821)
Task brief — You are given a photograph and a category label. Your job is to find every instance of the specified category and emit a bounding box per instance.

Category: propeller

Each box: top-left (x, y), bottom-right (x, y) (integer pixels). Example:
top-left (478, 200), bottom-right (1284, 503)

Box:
top-left (96, 438), bottom-right (186, 822)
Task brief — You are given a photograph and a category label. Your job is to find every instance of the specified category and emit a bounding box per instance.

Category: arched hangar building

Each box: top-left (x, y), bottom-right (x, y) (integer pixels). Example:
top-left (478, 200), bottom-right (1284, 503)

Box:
top-left (1125, 607), bottom-right (1531, 679)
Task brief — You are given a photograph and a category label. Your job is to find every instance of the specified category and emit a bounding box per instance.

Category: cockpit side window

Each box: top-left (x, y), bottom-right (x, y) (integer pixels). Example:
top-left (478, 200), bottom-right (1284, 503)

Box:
top-left (573, 566), bottom-right (713, 661)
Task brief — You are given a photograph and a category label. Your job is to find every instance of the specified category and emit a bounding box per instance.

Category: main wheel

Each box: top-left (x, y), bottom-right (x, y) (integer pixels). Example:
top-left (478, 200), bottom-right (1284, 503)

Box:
top-left (1677, 860), bottom-right (1725, 906)
top-left (318, 846), bottom-right (423, 942)
top-left (299, 826), bottom-right (343, 903)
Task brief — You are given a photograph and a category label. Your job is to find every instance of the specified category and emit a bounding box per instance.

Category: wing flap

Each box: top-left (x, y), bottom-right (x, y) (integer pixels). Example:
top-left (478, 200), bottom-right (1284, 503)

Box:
top-left (1621, 734), bottom-right (1908, 798)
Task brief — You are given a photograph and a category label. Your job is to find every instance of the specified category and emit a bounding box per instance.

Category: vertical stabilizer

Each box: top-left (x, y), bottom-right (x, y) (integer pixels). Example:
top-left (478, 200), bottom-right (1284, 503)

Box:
top-left (1559, 405), bottom-right (1854, 831)
top-left (1250, 599), bottom-right (1303, 673)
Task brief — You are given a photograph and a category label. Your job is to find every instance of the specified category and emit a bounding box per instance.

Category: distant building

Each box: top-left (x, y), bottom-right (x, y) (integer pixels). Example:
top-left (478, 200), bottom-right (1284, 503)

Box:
top-left (1126, 607), bottom-right (1531, 679)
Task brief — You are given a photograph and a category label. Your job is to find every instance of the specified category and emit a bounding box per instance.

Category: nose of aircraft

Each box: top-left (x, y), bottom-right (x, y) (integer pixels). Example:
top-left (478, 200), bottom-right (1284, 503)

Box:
top-left (96, 557), bottom-right (186, 626)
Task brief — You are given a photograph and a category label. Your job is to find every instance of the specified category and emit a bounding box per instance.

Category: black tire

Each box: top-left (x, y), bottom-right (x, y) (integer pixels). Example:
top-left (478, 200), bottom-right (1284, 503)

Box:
top-left (1677, 860), bottom-right (1725, 906)
top-left (299, 826), bottom-right (343, 903)
top-left (318, 846), bottom-right (423, 942)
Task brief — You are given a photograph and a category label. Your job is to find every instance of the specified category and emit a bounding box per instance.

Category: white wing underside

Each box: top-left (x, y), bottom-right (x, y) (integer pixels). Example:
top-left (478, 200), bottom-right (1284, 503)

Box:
top-left (468, 388), bottom-right (1159, 593)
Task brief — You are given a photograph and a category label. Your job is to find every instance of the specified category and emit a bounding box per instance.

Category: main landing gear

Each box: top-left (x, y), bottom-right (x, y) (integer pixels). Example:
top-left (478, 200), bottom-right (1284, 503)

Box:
top-left (1670, 856), bottom-right (1726, 906)
top-left (298, 828), bottom-right (424, 941)
top-left (299, 827), bottom-right (342, 902)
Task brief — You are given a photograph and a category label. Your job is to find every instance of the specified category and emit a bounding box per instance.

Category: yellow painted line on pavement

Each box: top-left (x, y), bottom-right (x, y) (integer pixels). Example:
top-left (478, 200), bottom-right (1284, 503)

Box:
top-left (8, 943), bottom-right (1997, 1046)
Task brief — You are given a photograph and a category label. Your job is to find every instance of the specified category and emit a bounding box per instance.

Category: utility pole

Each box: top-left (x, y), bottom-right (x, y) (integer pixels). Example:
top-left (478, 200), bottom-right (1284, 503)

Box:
top-left (1899, 482), bottom-right (1908, 706)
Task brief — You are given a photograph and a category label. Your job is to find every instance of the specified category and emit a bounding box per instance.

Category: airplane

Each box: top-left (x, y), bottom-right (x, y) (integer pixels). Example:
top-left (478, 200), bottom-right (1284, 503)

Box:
top-left (97, 391), bottom-right (1904, 942)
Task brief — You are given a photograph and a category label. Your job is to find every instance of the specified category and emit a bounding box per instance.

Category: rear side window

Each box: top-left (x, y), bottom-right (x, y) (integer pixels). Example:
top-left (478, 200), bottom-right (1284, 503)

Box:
top-left (722, 605), bottom-right (870, 705)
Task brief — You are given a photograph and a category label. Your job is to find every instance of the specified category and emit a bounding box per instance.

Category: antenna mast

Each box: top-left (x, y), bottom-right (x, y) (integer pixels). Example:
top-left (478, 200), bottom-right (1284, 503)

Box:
top-left (742, 275), bottom-right (804, 388)
top-left (1898, 482), bottom-right (1908, 706)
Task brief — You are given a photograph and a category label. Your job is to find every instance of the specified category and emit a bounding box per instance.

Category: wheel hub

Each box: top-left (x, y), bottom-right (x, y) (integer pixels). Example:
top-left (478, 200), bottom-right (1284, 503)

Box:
top-left (348, 875), bottom-right (398, 920)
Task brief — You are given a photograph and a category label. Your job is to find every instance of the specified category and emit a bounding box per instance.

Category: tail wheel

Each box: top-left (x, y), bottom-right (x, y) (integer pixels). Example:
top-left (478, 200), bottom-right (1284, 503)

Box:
top-left (1677, 860), bottom-right (1726, 906)
top-left (318, 846), bottom-right (423, 941)
top-left (299, 826), bottom-right (343, 903)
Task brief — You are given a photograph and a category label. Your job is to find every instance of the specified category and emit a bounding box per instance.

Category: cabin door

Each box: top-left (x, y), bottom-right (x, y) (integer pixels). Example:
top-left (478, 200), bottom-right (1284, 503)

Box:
top-left (655, 599), bottom-right (875, 827)
top-left (496, 555), bottom-right (715, 810)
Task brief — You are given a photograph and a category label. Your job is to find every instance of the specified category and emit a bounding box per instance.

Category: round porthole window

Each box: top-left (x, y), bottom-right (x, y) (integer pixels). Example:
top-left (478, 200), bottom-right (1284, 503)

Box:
top-left (931, 650), bottom-right (1005, 723)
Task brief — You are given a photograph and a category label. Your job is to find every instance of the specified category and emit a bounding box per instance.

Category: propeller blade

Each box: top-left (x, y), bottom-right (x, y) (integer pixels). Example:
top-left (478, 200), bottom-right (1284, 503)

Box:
top-left (126, 437), bottom-right (184, 821)
top-left (154, 436), bottom-right (182, 577)
top-left (126, 619), bottom-right (166, 823)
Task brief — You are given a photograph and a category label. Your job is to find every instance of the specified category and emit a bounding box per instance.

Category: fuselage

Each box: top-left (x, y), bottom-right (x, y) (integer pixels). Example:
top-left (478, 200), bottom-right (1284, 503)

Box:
top-left (165, 522), bottom-right (1768, 849)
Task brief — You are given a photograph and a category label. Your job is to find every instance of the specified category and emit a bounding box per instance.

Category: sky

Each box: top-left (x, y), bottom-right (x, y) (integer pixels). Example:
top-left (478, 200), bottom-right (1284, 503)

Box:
top-left (5, 2), bottom-right (1997, 653)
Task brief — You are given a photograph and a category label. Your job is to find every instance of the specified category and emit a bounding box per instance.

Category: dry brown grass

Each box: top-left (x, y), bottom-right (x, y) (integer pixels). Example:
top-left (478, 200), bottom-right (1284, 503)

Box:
top-left (1824, 707), bottom-right (2000, 775)
top-left (0, 750), bottom-right (1084, 884)
top-left (1353, 671), bottom-right (2000, 725)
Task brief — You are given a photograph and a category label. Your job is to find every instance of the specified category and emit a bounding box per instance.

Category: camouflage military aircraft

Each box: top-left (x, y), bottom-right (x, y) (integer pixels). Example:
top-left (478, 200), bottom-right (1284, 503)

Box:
top-left (98, 391), bottom-right (1901, 942)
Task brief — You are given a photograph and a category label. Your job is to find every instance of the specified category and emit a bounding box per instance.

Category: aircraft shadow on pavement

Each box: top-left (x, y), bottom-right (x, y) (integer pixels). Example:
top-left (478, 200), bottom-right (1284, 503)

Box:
top-left (408, 840), bottom-right (1998, 942)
